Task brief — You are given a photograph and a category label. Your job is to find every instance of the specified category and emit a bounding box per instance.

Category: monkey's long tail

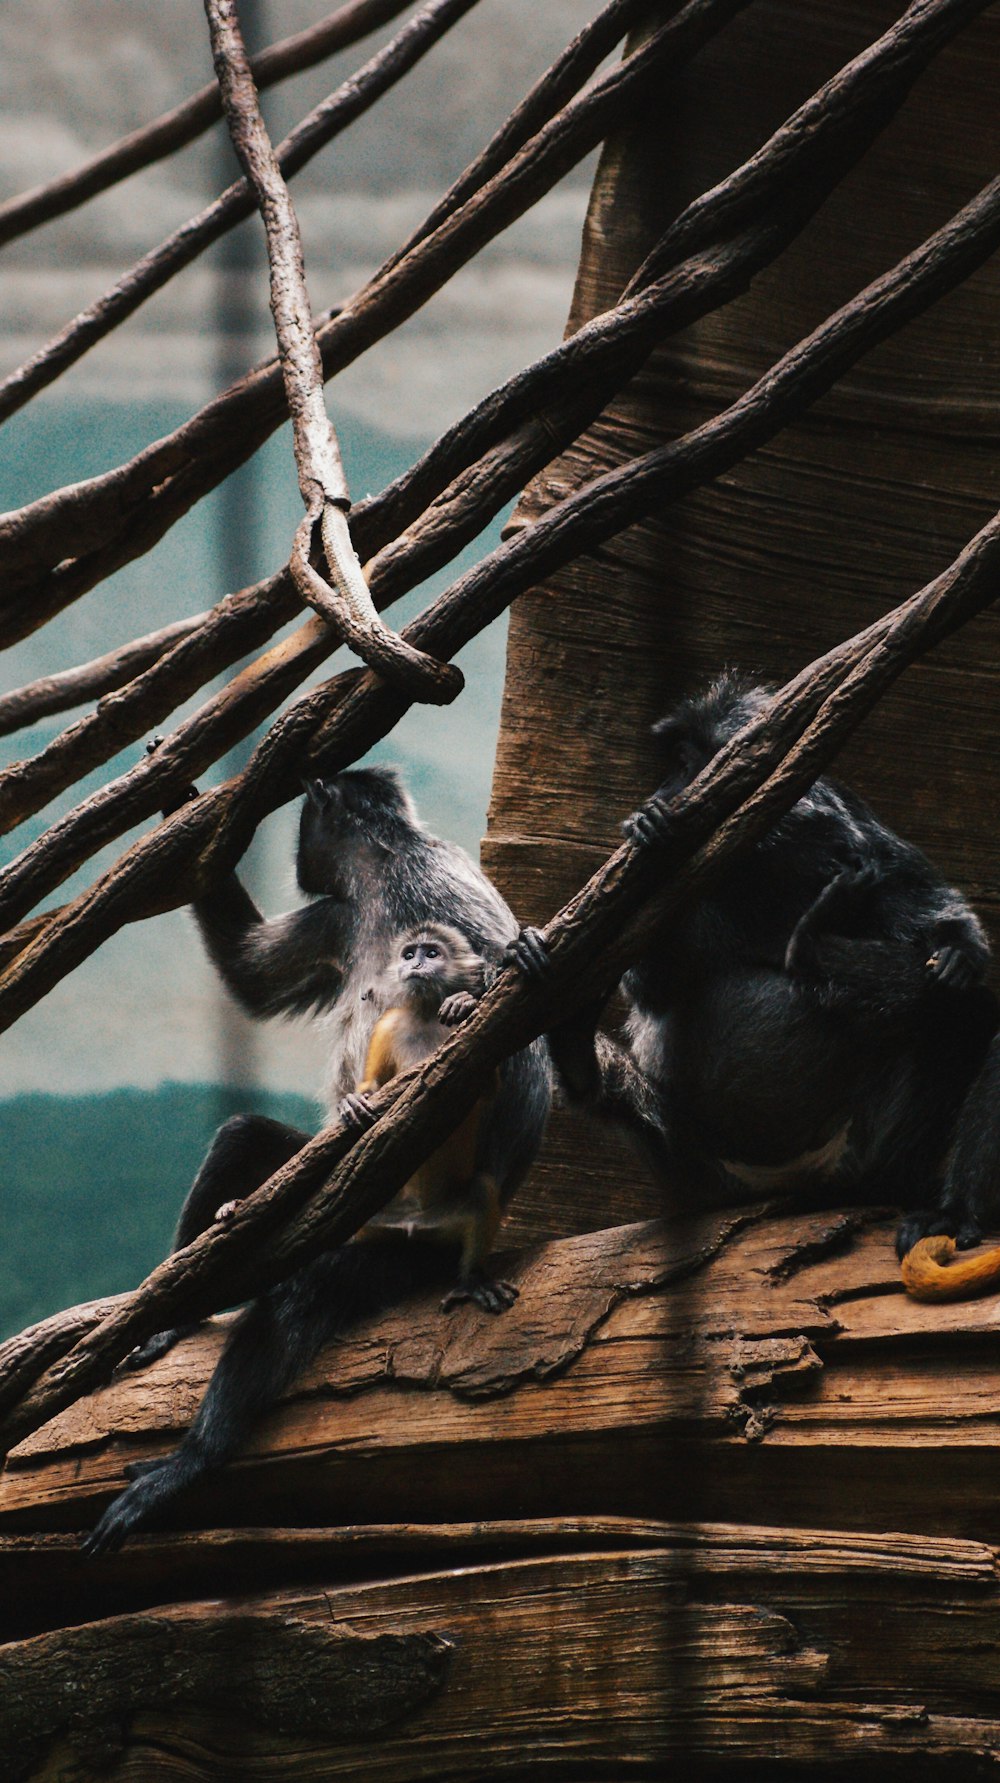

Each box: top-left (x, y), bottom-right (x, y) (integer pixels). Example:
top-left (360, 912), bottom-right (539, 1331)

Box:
top-left (82, 1241), bottom-right (449, 1556)
top-left (900, 1233), bottom-right (1000, 1302)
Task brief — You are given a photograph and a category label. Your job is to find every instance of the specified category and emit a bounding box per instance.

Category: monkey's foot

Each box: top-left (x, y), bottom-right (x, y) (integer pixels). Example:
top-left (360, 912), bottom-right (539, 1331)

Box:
top-left (895, 1207), bottom-right (983, 1261)
top-left (214, 1199), bottom-right (239, 1222)
top-left (442, 1272), bottom-right (519, 1315)
top-left (339, 1092), bottom-right (376, 1132)
top-left (439, 990), bottom-right (478, 1026)
top-left (81, 1457), bottom-right (174, 1557)
top-left (119, 1324), bottom-right (197, 1373)
top-left (506, 926), bottom-right (549, 980)
top-left (624, 795), bottom-right (674, 849)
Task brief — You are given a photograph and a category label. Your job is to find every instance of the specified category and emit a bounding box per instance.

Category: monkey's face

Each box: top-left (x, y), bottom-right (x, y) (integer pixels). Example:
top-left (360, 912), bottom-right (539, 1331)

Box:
top-left (652, 675), bottom-right (771, 795)
top-left (397, 936), bottom-right (451, 1010)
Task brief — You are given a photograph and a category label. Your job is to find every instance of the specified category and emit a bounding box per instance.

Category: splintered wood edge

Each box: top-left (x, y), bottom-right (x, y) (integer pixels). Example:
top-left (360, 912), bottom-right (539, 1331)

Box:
top-left (6, 1204), bottom-right (1000, 1525)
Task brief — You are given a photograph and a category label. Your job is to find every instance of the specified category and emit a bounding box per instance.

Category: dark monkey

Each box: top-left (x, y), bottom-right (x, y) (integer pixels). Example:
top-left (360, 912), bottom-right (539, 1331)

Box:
top-left (514, 674), bottom-right (997, 1252)
top-left (340, 921), bottom-right (517, 1314)
top-left (84, 770), bottom-right (550, 1554)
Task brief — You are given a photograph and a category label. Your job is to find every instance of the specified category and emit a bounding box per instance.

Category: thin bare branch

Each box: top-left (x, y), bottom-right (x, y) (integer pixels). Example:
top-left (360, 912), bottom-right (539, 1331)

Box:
top-left (0, 0), bottom-right (481, 431)
top-left (0, 613), bottom-right (208, 739)
top-left (3, 154), bottom-right (997, 931)
top-left (0, 613), bottom-right (337, 919)
top-left (204, 0), bottom-right (460, 704)
top-left (0, 576), bottom-right (302, 833)
top-left (0, 0), bottom-right (750, 641)
top-left (0, 0), bottom-right (414, 248)
top-left (381, 0), bottom-right (654, 270)
top-left (0, 31), bottom-right (918, 837)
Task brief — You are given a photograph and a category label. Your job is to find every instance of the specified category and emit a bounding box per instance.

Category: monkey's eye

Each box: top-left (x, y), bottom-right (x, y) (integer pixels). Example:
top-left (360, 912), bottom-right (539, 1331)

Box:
top-left (402, 946), bottom-right (416, 960)
top-left (424, 946), bottom-right (440, 958)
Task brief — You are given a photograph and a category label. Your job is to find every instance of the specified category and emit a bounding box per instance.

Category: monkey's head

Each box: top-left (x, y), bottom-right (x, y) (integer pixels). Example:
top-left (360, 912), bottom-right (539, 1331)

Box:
top-left (297, 767), bottom-right (420, 894)
top-left (391, 922), bottom-right (484, 1015)
top-left (651, 672), bottom-right (771, 794)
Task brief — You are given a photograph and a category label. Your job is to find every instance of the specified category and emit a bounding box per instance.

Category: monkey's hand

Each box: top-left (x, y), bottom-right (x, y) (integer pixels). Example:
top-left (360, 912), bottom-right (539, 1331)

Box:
top-left (441, 1269), bottom-right (519, 1315)
top-left (505, 926), bottom-right (549, 980)
top-left (214, 1199), bottom-right (239, 1222)
top-left (784, 862), bottom-right (879, 975)
top-left (623, 793), bottom-right (675, 850)
top-left (896, 1206), bottom-right (984, 1260)
top-left (339, 1091), bottom-right (377, 1132)
top-left (924, 912), bottom-right (990, 992)
top-left (81, 1452), bottom-right (188, 1557)
top-left (925, 946), bottom-right (980, 990)
top-left (118, 1323), bottom-right (199, 1373)
top-left (439, 990), bottom-right (478, 1026)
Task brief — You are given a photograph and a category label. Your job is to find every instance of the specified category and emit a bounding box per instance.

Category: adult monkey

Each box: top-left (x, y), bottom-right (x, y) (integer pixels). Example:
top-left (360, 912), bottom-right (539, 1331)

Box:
top-left (133, 766), bottom-right (551, 1368)
top-left (513, 674), bottom-right (997, 1250)
top-left (83, 769), bottom-right (550, 1553)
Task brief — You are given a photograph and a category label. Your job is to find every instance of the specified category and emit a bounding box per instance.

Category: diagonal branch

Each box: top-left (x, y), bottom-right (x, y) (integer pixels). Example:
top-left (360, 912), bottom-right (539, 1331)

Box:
top-left (4, 501), bottom-right (999, 1450)
top-left (0, 0), bottom-right (749, 639)
top-left (379, 0), bottom-right (653, 271)
top-left (204, 0), bottom-right (460, 704)
top-left (0, 0), bottom-right (482, 432)
top-left (0, 0), bottom-right (415, 248)
top-left (0, 612), bottom-right (211, 739)
top-left (2, 159), bottom-right (998, 933)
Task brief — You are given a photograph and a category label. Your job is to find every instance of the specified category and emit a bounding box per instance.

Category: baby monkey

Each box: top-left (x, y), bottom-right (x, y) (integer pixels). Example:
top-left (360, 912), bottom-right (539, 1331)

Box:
top-left (340, 922), bottom-right (517, 1316)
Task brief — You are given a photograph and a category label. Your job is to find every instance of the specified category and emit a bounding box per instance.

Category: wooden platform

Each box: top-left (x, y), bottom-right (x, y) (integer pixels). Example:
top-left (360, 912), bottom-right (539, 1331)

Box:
top-left (6, 1204), bottom-right (1000, 1776)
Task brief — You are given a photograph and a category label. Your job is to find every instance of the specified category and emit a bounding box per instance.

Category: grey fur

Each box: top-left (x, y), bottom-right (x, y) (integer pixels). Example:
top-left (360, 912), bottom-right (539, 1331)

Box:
top-left (83, 770), bottom-right (551, 1556)
top-left (196, 768), bottom-right (550, 1194)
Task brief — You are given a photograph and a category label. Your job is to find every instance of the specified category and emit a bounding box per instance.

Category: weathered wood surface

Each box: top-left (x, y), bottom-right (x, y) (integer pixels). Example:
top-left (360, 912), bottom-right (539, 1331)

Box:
top-left (8, 1522), bottom-right (1000, 1777)
top-left (485, 0), bottom-right (1000, 1248)
top-left (8, 1208), bottom-right (1000, 1774)
top-left (7, 1205), bottom-right (1000, 1552)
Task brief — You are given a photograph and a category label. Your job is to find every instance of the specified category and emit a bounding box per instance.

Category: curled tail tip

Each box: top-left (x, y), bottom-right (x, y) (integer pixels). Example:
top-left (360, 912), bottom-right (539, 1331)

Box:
top-left (901, 1233), bottom-right (1000, 1302)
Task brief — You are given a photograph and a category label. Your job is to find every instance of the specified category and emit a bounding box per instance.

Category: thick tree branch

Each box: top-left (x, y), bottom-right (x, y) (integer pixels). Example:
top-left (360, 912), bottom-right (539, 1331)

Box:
top-left (4, 505), bottom-right (999, 1450)
top-left (2, 153), bottom-right (997, 934)
top-left (0, 2), bottom-right (948, 843)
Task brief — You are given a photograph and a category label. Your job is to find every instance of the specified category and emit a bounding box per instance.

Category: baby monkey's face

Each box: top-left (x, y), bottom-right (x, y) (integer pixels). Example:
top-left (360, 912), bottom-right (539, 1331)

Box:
top-left (392, 923), bottom-right (482, 1013)
top-left (396, 934), bottom-right (455, 1013)
top-left (399, 936), bottom-right (447, 981)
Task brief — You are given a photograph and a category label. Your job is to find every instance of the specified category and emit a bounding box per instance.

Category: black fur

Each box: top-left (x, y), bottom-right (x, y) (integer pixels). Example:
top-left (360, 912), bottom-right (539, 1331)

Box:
top-left (541, 673), bottom-right (997, 1233)
top-left (85, 769), bottom-right (551, 1554)
top-left (83, 1240), bottom-right (449, 1555)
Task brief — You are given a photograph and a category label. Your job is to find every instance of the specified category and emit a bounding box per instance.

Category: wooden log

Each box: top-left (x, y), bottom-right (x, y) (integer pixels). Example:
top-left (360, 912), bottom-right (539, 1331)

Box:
top-left (7, 1206), bottom-right (1000, 1554)
top-left (484, 0), bottom-right (1000, 1246)
top-left (8, 1522), bottom-right (1000, 1774)
top-left (8, 1208), bottom-right (1000, 1772)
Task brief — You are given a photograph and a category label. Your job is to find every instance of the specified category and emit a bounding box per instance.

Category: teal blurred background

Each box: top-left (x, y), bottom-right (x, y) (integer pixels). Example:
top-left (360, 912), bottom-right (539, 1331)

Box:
top-left (0, 1), bottom-right (595, 1335)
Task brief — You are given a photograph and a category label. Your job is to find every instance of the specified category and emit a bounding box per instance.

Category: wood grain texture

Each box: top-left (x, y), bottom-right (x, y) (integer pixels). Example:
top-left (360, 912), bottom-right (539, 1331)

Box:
top-left (9, 1208), bottom-right (1000, 1773)
top-left (9, 1527), bottom-right (1000, 1776)
top-left (486, 0), bottom-right (1000, 1247)
top-left (9, 1206), bottom-right (1000, 1551)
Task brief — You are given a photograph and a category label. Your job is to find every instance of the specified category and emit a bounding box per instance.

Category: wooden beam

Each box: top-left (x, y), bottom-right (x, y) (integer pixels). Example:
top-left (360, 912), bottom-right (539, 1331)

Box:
top-left (7, 1207), bottom-right (1000, 1549)
top-left (7, 1523), bottom-right (1000, 1775)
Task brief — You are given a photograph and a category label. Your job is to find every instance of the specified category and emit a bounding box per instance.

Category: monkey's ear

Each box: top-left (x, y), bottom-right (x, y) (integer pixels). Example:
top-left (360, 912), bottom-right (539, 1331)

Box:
top-left (302, 778), bottom-right (338, 810)
top-left (650, 715), bottom-right (686, 748)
